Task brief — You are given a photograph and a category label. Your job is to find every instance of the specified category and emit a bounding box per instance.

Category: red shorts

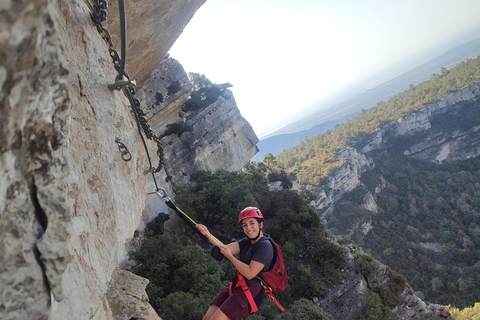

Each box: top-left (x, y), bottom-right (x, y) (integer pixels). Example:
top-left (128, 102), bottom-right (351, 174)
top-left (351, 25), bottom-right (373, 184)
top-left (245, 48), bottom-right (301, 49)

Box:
top-left (211, 279), bottom-right (263, 320)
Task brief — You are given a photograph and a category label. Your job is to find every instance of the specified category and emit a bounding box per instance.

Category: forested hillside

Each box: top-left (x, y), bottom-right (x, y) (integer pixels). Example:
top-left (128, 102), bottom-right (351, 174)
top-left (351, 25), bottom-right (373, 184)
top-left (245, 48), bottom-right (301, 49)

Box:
top-left (126, 165), bottom-right (436, 320)
top-left (333, 153), bottom-right (480, 307)
top-left (274, 55), bottom-right (480, 308)
top-left (276, 56), bottom-right (480, 185)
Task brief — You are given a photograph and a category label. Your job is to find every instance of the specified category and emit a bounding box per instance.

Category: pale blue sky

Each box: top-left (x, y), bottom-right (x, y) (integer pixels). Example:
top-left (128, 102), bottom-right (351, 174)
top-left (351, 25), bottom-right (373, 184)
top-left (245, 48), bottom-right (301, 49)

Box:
top-left (169, 0), bottom-right (480, 137)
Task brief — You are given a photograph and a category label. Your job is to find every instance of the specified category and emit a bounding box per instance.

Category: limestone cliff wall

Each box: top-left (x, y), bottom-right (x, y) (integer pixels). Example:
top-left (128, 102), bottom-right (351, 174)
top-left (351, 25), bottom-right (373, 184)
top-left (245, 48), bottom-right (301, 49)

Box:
top-left (319, 243), bottom-right (454, 320)
top-left (136, 58), bottom-right (193, 133)
top-left (137, 58), bottom-right (259, 218)
top-left (161, 89), bottom-right (259, 186)
top-left (362, 82), bottom-right (480, 162)
top-left (0, 0), bottom-right (204, 319)
top-left (316, 82), bottom-right (480, 222)
top-left (137, 58), bottom-right (259, 187)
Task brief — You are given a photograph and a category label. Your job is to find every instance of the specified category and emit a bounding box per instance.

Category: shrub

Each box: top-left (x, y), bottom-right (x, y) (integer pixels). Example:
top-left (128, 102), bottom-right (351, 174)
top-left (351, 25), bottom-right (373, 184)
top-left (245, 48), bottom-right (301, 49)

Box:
top-left (157, 291), bottom-right (209, 320)
top-left (162, 122), bottom-right (192, 137)
top-left (167, 81), bottom-right (181, 96)
top-left (155, 91), bottom-right (164, 104)
top-left (184, 85), bottom-right (223, 111)
top-left (357, 254), bottom-right (377, 276)
top-left (389, 268), bottom-right (407, 295)
top-left (348, 290), bottom-right (384, 320)
top-left (277, 298), bottom-right (333, 320)
top-left (128, 234), bottom-right (225, 315)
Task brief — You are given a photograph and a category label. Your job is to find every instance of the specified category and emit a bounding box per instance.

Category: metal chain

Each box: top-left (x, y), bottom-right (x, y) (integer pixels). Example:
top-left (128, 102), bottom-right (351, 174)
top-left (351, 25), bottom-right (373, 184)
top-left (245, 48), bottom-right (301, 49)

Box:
top-left (90, 0), bottom-right (164, 173)
top-left (90, 0), bottom-right (123, 75)
top-left (115, 138), bottom-right (132, 161)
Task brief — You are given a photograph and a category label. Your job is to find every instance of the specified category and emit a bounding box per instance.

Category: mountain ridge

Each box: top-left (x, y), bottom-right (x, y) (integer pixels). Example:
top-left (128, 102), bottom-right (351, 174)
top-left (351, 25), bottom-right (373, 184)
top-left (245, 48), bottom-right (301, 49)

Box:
top-left (258, 36), bottom-right (480, 155)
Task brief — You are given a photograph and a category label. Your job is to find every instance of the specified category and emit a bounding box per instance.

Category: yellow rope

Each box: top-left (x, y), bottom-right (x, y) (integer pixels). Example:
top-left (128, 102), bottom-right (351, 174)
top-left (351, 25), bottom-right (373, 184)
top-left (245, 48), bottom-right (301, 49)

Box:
top-left (175, 206), bottom-right (198, 225)
top-left (155, 190), bottom-right (222, 247)
top-left (174, 205), bottom-right (222, 247)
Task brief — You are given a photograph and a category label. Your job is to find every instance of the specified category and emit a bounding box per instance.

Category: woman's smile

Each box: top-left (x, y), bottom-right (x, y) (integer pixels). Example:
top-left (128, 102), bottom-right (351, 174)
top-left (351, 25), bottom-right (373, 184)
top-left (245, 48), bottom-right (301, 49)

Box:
top-left (241, 217), bottom-right (262, 240)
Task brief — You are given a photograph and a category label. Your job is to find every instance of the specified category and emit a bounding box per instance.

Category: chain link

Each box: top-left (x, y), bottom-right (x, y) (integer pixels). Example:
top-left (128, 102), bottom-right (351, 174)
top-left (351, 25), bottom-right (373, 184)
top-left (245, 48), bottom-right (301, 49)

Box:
top-left (115, 138), bottom-right (132, 161)
top-left (90, 0), bottom-right (164, 173)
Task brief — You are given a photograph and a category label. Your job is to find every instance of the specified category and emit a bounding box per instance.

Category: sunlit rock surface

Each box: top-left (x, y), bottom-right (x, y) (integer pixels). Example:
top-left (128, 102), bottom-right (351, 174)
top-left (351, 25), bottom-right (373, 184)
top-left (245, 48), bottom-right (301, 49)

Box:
top-left (0, 0), bottom-right (203, 319)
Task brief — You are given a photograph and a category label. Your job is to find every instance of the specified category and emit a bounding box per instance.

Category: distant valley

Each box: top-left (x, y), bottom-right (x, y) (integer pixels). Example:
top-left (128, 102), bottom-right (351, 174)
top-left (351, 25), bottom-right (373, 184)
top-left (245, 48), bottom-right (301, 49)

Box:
top-left (252, 114), bottom-right (356, 162)
top-left (254, 36), bottom-right (480, 162)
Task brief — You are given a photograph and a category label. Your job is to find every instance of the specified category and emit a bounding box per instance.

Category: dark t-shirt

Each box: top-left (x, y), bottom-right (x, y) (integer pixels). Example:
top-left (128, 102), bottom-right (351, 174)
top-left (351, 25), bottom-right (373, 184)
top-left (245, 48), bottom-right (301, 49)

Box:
top-left (238, 237), bottom-right (274, 274)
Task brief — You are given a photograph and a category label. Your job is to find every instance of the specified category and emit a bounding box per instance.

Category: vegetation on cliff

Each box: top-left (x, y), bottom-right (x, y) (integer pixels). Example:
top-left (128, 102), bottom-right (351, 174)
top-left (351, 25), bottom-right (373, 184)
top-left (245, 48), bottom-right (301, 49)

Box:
top-left (183, 72), bottom-right (228, 111)
top-left (447, 303), bottom-right (480, 319)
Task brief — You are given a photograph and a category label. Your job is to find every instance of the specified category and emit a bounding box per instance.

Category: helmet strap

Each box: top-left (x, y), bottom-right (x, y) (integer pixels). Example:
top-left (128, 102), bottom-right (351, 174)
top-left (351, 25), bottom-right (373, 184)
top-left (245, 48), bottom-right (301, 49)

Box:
top-left (248, 230), bottom-right (262, 241)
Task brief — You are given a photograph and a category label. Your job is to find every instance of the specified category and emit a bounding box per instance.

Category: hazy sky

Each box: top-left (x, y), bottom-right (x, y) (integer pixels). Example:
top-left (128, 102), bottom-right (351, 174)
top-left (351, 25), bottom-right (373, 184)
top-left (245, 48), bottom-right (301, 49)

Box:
top-left (169, 0), bottom-right (480, 137)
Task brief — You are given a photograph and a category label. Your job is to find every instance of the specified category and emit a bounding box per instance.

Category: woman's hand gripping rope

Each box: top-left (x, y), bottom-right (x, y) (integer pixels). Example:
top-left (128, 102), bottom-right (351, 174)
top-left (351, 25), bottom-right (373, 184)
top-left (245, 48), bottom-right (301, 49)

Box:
top-left (196, 224), bottom-right (230, 256)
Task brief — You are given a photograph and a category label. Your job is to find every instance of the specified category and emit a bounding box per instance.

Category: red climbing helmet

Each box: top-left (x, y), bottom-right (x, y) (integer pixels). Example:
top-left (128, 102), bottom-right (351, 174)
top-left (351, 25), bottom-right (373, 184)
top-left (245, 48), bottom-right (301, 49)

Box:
top-left (239, 207), bottom-right (264, 224)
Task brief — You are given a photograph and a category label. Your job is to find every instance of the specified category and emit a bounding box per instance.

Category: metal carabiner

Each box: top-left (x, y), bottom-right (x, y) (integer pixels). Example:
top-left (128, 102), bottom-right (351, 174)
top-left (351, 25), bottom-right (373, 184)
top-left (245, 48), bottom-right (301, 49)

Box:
top-left (155, 189), bottom-right (170, 202)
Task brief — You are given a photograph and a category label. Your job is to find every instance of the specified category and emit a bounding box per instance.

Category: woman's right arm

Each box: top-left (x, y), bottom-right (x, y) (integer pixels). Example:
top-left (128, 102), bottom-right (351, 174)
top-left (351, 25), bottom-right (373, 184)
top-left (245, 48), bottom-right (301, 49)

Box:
top-left (196, 224), bottom-right (240, 255)
top-left (226, 242), bottom-right (240, 255)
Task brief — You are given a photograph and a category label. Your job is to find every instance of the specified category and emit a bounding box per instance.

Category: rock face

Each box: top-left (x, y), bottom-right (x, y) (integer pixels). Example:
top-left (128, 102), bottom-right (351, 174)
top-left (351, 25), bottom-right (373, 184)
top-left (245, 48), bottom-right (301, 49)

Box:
top-left (316, 82), bottom-right (480, 228)
top-left (136, 58), bottom-right (193, 123)
top-left (362, 82), bottom-right (480, 162)
top-left (137, 58), bottom-right (259, 189)
top-left (0, 0), bottom-right (205, 319)
top-left (161, 89), bottom-right (259, 186)
top-left (319, 243), bottom-right (454, 320)
top-left (1, 1), bottom-right (73, 319)
top-left (313, 147), bottom-right (375, 221)
top-left (97, 269), bottom-right (161, 320)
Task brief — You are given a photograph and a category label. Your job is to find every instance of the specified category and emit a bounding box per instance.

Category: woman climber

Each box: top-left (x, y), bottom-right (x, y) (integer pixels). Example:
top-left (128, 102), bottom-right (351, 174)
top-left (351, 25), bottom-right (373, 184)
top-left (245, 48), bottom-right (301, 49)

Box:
top-left (196, 206), bottom-right (274, 320)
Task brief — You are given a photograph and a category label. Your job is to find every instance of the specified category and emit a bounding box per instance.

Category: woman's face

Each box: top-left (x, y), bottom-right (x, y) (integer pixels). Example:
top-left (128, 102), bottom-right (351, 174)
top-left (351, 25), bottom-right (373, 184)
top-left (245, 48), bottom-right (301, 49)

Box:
top-left (241, 217), bottom-right (262, 239)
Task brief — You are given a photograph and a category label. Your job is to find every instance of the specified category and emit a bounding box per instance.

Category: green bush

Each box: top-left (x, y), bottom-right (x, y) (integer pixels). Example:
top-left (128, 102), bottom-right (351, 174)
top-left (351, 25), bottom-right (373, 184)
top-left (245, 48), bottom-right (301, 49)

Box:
top-left (144, 212), bottom-right (169, 237)
top-left (185, 85), bottom-right (223, 111)
top-left (128, 234), bottom-right (225, 316)
top-left (157, 291), bottom-right (209, 320)
top-left (348, 290), bottom-right (398, 320)
top-left (167, 81), bottom-right (181, 96)
top-left (155, 91), bottom-right (164, 104)
top-left (277, 299), bottom-right (333, 320)
top-left (294, 264), bottom-right (323, 299)
top-left (389, 268), bottom-right (407, 295)
top-left (162, 122), bottom-right (192, 137)
top-left (357, 254), bottom-right (377, 277)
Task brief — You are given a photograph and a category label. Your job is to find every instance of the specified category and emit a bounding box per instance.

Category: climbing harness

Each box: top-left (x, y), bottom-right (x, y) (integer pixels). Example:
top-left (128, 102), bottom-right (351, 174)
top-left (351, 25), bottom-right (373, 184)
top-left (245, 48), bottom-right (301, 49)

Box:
top-left (228, 271), bottom-right (259, 313)
top-left (226, 237), bottom-right (288, 313)
top-left (227, 270), bottom-right (286, 313)
top-left (153, 190), bottom-right (221, 247)
top-left (90, 0), bottom-right (164, 191)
